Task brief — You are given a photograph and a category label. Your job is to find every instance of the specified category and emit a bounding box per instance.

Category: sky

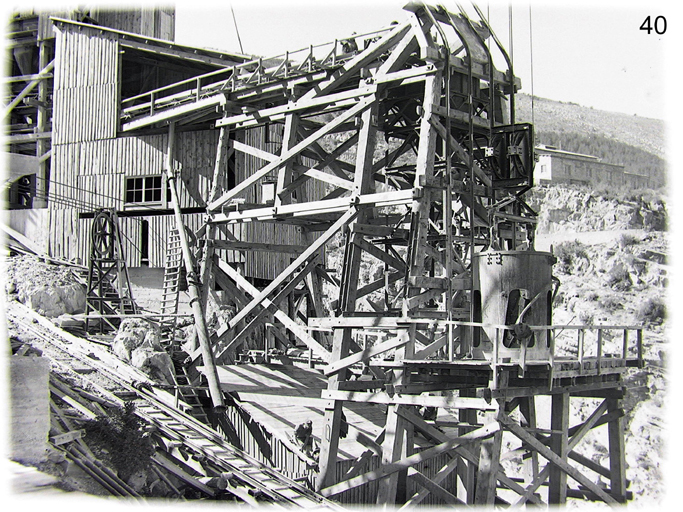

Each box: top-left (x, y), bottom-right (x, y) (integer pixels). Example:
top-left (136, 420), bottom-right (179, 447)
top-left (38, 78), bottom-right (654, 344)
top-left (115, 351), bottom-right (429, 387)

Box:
top-left (174, 0), bottom-right (674, 121)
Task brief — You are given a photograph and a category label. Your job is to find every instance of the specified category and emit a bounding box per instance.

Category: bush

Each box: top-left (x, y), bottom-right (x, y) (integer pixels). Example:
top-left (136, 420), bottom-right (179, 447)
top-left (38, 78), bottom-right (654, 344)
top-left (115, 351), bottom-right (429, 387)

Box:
top-left (553, 240), bottom-right (589, 274)
top-left (585, 291), bottom-right (600, 302)
top-left (605, 263), bottom-right (632, 291)
top-left (578, 310), bottom-right (594, 325)
top-left (599, 295), bottom-right (622, 312)
top-left (83, 403), bottom-right (154, 480)
top-left (636, 297), bottom-right (666, 325)
top-left (618, 234), bottom-right (639, 248)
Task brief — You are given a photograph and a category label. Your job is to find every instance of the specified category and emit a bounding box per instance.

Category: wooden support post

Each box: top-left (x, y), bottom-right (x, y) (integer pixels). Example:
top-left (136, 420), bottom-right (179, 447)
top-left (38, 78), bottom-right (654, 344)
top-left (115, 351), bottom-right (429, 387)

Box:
top-left (520, 396), bottom-right (539, 485)
top-left (165, 122), bottom-right (224, 409)
top-left (34, 39), bottom-right (50, 208)
top-left (457, 388), bottom-right (477, 504)
top-left (597, 329), bottom-right (603, 375)
top-left (607, 397), bottom-right (627, 502)
top-left (548, 392), bottom-right (569, 504)
top-left (403, 70), bottom-right (442, 320)
top-left (316, 331), bottom-right (352, 491)
top-left (274, 112), bottom-right (299, 208)
top-left (199, 237), bottom-right (216, 317)
top-left (376, 406), bottom-right (406, 504)
top-left (199, 125), bottom-right (230, 337)
top-left (317, 99), bottom-right (378, 493)
top-left (474, 405), bottom-right (504, 505)
top-left (377, 329), bottom-right (414, 505)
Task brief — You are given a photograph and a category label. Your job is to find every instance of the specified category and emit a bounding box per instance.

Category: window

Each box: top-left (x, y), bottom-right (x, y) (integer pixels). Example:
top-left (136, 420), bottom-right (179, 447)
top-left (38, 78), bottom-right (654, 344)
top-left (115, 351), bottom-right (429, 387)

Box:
top-left (125, 176), bottom-right (164, 205)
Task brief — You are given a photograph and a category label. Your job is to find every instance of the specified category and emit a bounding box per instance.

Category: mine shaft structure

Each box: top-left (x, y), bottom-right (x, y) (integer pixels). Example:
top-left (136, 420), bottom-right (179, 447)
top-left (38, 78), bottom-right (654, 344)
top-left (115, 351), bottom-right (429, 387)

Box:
top-left (119, 2), bottom-right (643, 506)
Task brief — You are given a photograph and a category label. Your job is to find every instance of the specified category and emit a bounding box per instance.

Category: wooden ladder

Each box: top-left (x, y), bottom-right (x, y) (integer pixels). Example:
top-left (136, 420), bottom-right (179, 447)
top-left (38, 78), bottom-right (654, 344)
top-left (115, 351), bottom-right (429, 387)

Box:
top-left (160, 228), bottom-right (182, 346)
top-left (171, 359), bottom-right (210, 425)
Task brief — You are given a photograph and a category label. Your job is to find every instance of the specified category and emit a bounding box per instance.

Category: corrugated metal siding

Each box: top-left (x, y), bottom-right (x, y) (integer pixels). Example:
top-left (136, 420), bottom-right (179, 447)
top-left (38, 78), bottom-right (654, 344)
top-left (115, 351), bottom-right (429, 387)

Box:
top-left (52, 25), bottom-right (119, 144)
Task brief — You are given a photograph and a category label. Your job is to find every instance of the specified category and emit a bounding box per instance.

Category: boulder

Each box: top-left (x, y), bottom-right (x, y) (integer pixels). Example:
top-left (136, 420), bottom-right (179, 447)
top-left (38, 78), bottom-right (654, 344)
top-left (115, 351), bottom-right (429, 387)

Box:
top-left (131, 343), bottom-right (175, 385)
top-left (19, 283), bottom-right (86, 318)
top-left (111, 319), bottom-right (174, 384)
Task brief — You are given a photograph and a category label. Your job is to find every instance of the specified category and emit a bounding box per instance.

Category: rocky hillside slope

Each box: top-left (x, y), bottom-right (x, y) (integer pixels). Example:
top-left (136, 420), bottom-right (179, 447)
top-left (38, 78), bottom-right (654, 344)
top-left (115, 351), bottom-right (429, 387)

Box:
top-left (531, 184), bottom-right (667, 504)
top-left (516, 93), bottom-right (666, 159)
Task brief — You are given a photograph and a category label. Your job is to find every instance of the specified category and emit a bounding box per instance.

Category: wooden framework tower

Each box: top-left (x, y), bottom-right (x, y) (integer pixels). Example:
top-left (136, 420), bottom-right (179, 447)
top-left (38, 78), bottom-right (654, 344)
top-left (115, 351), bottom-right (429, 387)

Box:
top-left (120, 2), bottom-right (643, 506)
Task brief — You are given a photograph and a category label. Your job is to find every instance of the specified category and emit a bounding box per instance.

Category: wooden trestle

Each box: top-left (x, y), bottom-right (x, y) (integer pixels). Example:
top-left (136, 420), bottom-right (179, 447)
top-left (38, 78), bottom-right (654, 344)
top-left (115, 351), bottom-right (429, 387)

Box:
top-left (124, 2), bottom-right (642, 506)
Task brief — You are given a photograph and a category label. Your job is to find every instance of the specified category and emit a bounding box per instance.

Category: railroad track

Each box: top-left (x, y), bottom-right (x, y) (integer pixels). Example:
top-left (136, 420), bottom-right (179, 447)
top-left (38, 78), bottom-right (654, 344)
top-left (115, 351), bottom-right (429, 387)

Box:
top-left (9, 303), bottom-right (342, 508)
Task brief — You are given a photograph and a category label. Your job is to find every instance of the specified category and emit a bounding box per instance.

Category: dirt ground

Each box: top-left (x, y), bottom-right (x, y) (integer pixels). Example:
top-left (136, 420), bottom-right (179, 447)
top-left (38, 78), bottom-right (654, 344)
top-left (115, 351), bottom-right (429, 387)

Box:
top-left (127, 267), bottom-right (192, 315)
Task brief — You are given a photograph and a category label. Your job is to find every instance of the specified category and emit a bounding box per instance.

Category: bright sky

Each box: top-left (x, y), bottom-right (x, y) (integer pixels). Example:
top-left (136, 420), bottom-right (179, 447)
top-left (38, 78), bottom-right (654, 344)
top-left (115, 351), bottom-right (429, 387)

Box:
top-left (175, 0), bottom-right (673, 121)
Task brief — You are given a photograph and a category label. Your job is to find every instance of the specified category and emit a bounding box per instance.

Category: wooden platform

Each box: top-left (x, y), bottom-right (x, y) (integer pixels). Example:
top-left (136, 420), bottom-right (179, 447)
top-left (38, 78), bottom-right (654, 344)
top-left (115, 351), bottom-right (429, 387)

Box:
top-left (202, 363), bottom-right (460, 461)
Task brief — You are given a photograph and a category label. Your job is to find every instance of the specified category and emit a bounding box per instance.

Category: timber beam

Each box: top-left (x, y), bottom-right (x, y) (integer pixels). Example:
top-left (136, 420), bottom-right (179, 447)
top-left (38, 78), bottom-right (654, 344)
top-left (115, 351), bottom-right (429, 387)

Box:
top-left (175, 3), bottom-right (641, 508)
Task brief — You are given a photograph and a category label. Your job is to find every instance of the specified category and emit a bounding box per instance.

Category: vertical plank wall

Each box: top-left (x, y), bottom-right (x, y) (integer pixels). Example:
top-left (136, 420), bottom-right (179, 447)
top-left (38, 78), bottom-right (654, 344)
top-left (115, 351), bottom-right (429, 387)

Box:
top-left (49, 23), bottom-right (328, 279)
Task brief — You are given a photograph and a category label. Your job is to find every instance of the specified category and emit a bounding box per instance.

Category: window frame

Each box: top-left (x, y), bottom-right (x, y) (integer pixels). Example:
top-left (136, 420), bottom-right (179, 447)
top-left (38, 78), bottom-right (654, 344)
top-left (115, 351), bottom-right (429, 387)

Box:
top-left (123, 174), bottom-right (169, 209)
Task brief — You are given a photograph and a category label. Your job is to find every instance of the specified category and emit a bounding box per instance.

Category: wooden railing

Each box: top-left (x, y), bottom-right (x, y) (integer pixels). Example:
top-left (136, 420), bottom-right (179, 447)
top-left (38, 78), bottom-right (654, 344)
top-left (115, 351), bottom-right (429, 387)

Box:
top-left (119, 27), bottom-right (393, 123)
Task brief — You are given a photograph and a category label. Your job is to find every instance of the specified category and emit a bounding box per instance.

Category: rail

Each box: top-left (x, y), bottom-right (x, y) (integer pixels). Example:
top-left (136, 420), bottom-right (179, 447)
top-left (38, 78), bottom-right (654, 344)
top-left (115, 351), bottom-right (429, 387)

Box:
top-left (120, 26), bottom-right (393, 124)
top-left (451, 321), bottom-right (644, 388)
top-left (310, 317), bottom-right (644, 382)
top-left (9, 303), bottom-right (342, 508)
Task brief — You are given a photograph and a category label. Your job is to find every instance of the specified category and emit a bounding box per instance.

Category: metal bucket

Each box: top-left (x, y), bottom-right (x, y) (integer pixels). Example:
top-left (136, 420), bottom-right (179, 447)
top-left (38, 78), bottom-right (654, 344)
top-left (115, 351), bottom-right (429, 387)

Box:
top-left (472, 250), bottom-right (556, 363)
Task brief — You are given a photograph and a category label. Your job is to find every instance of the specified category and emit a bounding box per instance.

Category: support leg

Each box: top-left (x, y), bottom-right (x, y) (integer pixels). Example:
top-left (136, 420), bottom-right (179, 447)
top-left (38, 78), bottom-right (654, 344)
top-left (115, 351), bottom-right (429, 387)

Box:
top-left (457, 389), bottom-right (477, 504)
top-left (548, 392), bottom-right (569, 504)
top-left (474, 403), bottom-right (503, 505)
top-left (520, 396), bottom-right (539, 486)
top-left (607, 397), bottom-right (627, 502)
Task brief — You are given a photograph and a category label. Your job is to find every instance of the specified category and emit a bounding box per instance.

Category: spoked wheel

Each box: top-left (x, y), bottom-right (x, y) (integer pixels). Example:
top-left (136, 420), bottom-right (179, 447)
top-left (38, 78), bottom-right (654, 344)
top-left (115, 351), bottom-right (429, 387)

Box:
top-left (91, 211), bottom-right (116, 259)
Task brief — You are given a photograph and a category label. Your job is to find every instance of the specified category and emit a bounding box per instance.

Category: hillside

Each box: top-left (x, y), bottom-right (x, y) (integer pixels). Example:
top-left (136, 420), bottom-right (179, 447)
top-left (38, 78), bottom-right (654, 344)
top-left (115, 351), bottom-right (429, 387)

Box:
top-left (515, 94), bottom-right (667, 186)
top-left (515, 94), bottom-right (666, 158)
top-left (532, 185), bottom-right (667, 504)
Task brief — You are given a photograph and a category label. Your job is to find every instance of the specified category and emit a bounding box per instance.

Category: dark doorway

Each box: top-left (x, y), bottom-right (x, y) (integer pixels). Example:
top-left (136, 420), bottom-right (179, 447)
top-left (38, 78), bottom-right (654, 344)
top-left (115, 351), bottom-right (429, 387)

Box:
top-left (140, 219), bottom-right (149, 266)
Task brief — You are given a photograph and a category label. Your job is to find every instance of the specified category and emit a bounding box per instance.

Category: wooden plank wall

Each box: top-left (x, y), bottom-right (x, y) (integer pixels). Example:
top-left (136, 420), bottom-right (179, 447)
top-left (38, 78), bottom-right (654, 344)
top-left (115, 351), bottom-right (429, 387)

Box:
top-left (47, 208), bottom-right (81, 264)
top-left (49, 24), bottom-right (330, 276)
top-left (49, 126), bottom-right (332, 276)
top-left (93, 8), bottom-right (176, 41)
top-left (223, 405), bottom-right (313, 481)
top-left (52, 24), bottom-right (119, 145)
top-left (238, 125), bottom-right (328, 280)
top-left (8, 209), bottom-right (50, 254)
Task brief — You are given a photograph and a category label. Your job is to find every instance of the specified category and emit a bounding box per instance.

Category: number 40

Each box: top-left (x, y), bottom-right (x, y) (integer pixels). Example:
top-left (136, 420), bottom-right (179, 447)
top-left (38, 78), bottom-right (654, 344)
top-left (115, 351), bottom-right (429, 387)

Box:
top-left (640, 15), bottom-right (667, 34)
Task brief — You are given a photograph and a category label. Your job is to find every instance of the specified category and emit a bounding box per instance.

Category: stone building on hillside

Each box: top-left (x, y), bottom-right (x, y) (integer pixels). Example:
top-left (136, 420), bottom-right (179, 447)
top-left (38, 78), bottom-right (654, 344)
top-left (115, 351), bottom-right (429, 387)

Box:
top-left (534, 144), bottom-right (650, 189)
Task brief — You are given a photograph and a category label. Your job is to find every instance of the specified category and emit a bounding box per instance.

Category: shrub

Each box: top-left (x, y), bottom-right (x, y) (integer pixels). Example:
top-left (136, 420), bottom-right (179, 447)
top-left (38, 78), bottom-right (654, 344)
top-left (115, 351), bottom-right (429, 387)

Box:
top-left (618, 234), bottom-right (639, 248)
top-left (585, 291), bottom-right (600, 302)
top-left (83, 402), bottom-right (154, 480)
top-left (605, 263), bottom-right (632, 291)
top-left (578, 310), bottom-right (594, 325)
top-left (553, 240), bottom-right (589, 274)
top-left (599, 295), bottom-right (622, 312)
top-left (636, 297), bottom-right (666, 325)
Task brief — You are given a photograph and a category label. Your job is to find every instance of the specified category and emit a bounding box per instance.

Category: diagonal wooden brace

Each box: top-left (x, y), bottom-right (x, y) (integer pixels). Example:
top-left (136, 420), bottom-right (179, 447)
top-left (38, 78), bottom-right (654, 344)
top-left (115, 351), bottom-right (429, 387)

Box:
top-left (213, 257), bottom-right (320, 358)
top-left (212, 256), bottom-right (331, 363)
top-left (499, 412), bottom-right (618, 505)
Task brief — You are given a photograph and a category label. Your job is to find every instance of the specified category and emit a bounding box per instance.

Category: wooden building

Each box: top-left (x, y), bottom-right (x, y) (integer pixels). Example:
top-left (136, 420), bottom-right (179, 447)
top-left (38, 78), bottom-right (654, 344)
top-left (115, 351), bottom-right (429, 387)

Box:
top-left (6, 6), bottom-right (175, 207)
top-left (7, 8), bottom-right (325, 279)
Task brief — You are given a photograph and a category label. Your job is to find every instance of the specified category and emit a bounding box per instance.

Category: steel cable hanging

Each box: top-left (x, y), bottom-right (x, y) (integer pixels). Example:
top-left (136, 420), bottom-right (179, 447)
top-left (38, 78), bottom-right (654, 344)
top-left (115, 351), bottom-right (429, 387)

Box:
top-left (529, 3), bottom-right (535, 129)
